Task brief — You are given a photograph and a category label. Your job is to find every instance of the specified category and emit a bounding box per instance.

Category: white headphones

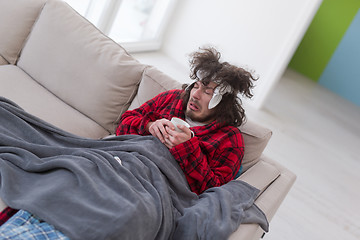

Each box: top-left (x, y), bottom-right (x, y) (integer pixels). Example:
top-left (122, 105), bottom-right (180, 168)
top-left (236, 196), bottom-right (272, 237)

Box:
top-left (208, 84), bottom-right (232, 109)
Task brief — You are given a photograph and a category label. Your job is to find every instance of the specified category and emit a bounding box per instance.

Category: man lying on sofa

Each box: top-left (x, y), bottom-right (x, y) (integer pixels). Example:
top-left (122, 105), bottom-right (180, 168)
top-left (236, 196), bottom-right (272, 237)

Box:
top-left (0, 47), bottom-right (260, 239)
top-left (116, 46), bottom-right (257, 195)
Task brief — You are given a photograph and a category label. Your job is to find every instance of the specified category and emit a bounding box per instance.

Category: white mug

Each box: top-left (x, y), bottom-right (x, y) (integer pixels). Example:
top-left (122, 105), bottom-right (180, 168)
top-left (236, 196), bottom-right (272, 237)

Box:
top-left (170, 117), bottom-right (190, 132)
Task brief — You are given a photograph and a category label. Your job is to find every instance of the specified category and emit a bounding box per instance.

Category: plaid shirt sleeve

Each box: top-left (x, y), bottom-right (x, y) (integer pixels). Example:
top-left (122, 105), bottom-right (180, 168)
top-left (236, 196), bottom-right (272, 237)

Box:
top-left (116, 91), bottom-right (174, 136)
top-left (170, 126), bottom-right (243, 195)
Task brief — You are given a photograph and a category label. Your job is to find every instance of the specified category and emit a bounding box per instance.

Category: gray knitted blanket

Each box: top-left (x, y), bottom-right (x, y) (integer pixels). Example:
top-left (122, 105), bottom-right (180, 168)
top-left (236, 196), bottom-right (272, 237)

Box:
top-left (0, 97), bottom-right (268, 240)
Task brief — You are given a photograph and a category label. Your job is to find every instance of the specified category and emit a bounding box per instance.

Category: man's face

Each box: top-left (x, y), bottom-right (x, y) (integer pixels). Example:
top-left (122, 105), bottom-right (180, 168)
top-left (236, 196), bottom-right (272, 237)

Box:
top-left (186, 81), bottom-right (218, 123)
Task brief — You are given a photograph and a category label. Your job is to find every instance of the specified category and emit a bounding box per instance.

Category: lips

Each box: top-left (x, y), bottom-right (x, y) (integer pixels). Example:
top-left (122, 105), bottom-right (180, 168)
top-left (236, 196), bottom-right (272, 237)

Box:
top-left (189, 100), bottom-right (200, 111)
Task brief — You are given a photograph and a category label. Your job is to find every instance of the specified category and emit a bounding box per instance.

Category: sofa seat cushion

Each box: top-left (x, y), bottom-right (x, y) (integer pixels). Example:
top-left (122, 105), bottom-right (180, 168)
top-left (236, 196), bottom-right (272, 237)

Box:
top-left (0, 65), bottom-right (109, 139)
top-left (0, 0), bottom-right (46, 64)
top-left (17, 0), bottom-right (146, 134)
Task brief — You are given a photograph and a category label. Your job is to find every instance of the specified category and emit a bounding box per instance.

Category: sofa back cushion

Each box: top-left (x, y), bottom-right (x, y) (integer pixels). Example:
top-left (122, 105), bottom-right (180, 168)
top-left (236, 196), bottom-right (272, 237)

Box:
top-left (128, 66), bottom-right (183, 110)
top-left (17, 0), bottom-right (145, 134)
top-left (127, 66), bottom-right (272, 170)
top-left (0, 56), bottom-right (8, 65)
top-left (0, 0), bottom-right (46, 64)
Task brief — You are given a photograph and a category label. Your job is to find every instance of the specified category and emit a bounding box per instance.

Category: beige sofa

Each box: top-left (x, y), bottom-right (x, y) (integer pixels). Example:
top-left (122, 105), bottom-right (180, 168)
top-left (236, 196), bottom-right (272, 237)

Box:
top-left (0, 0), bottom-right (296, 239)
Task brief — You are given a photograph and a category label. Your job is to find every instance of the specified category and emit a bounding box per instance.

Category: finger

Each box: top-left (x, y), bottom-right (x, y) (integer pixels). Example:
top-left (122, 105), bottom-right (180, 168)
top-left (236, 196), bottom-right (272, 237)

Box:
top-left (165, 130), bottom-right (182, 146)
top-left (157, 123), bottom-right (169, 139)
top-left (169, 122), bottom-right (176, 131)
top-left (150, 124), bottom-right (165, 143)
top-left (166, 126), bottom-right (176, 136)
top-left (163, 138), bottom-right (174, 149)
top-left (177, 125), bottom-right (191, 135)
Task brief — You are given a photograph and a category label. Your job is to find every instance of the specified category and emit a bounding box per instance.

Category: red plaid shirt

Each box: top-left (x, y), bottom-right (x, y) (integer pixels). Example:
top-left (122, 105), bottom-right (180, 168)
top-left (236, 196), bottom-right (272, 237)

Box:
top-left (116, 89), bottom-right (244, 194)
top-left (0, 207), bottom-right (18, 226)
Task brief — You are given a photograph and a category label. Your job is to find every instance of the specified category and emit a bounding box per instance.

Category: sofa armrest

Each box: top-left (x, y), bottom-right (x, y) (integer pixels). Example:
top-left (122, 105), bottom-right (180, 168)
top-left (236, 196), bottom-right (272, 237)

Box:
top-left (229, 156), bottom-right (296, 240)
top-left (237, 158), bottom-right (281, 195)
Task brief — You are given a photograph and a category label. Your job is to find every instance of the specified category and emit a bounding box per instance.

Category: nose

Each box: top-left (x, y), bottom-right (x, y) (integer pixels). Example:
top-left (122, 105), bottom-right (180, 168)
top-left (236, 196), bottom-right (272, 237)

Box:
top-left (192, 87), bottom-right (201, 100)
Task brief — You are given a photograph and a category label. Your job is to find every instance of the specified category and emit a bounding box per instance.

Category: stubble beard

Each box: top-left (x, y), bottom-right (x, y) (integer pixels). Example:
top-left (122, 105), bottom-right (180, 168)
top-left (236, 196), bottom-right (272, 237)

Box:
top-left (185, 100), bottom-right (216, 124)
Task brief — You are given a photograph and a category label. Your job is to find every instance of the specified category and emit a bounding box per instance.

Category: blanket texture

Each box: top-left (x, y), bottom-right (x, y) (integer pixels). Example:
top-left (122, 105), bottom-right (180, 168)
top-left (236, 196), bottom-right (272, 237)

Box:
top-left (0, 97), bottom-right (268, 240)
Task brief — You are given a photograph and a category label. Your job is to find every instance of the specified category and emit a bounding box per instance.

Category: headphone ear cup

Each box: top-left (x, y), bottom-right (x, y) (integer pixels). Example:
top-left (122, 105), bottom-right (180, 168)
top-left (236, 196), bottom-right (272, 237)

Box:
top-left (185, 82), bottom-right (195, 91)
top-left (208, 94), bottom-right (222, 109)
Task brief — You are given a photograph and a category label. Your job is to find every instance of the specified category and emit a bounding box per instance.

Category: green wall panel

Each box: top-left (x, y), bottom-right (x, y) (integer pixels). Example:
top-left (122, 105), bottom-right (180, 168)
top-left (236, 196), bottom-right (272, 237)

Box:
top-left (289, 0), bottom-right (360, 82)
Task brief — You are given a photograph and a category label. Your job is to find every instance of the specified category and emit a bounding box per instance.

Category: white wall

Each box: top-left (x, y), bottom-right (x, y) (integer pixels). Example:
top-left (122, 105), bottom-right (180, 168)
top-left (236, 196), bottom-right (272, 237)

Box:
top-left (161, 0), bottom-right (322, 108)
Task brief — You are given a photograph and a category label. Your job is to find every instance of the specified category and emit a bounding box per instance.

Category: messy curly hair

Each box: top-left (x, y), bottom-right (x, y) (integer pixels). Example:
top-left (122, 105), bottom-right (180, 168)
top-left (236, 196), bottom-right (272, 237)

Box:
top-left (182, 47), bottom-right (257, 127)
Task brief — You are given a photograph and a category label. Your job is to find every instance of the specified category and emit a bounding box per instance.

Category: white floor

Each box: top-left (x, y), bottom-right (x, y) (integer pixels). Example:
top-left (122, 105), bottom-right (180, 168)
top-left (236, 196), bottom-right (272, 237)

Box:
top-left (250, 69), bottom-right (360, 240)
top-left (134, 51), bottom-right (360, 240)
